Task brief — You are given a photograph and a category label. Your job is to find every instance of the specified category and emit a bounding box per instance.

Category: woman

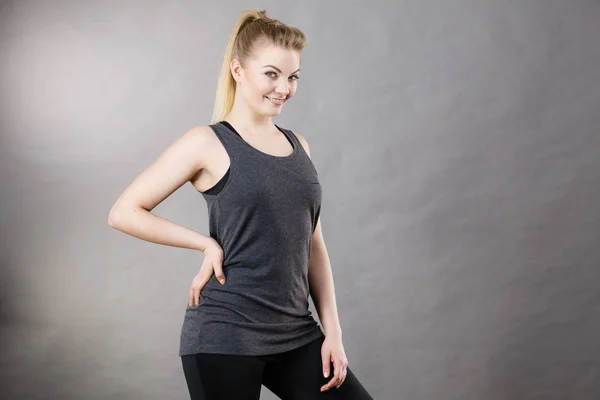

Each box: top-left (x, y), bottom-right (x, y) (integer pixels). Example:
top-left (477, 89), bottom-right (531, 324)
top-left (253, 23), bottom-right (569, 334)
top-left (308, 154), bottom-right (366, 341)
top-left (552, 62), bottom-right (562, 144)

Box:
top-left (108, 9), bottom-right (373, 400)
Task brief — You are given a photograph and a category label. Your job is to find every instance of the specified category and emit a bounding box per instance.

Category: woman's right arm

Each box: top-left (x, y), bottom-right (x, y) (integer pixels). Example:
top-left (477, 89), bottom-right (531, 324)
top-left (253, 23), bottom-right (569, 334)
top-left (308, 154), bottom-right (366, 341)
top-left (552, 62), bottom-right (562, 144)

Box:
top-left (107, 125), bottom-right (216, 252)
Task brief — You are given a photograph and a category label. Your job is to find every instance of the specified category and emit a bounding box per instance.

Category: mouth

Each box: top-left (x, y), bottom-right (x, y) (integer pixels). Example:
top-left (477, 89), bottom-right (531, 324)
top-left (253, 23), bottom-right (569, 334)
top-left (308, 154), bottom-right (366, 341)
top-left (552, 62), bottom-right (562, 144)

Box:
top-left (264, 96), bottom-right (286, 105)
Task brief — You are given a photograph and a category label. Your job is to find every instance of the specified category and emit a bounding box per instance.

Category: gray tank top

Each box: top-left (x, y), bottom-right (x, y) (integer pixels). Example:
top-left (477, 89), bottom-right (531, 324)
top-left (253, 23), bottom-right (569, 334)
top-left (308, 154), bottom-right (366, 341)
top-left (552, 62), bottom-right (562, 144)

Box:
top-left (178, 121), bottom-right (324, 356)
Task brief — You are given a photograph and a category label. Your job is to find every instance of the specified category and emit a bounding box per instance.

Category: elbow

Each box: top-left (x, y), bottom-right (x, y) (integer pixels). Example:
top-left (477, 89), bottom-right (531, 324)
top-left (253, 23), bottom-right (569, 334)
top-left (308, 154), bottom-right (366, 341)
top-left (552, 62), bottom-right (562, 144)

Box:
top-left (108, 202), bottom-right (129, 229)
top-left (108, 202), bottom-right (146, 230)
top-left (108, 207), bottom-right (121, 229)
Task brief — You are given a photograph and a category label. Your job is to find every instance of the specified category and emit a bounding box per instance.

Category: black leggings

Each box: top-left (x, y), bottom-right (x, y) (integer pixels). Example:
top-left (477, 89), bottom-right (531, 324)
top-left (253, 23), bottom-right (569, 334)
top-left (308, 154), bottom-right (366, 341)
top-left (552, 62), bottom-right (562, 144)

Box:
top-left (180, 334), bottom-right (374, 399)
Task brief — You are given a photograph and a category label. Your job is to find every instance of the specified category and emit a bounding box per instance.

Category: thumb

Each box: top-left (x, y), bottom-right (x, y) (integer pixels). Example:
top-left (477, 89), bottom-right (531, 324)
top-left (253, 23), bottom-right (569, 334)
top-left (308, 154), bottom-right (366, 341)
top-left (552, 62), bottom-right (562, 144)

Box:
top-left (213, 262), bottom-right (226, 285)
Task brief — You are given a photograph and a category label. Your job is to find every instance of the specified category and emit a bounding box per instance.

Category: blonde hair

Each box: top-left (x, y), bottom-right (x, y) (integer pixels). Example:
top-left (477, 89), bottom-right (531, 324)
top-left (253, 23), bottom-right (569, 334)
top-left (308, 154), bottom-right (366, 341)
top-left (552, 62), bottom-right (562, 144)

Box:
top-left (210, 9), bottom-right (307, 124)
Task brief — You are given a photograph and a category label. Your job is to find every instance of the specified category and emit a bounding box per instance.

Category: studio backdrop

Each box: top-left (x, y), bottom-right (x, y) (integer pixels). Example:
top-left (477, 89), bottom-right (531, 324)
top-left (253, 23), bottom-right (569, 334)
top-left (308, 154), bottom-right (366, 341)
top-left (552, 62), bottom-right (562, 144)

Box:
top-left (1, 0), bottom-right (599, 399)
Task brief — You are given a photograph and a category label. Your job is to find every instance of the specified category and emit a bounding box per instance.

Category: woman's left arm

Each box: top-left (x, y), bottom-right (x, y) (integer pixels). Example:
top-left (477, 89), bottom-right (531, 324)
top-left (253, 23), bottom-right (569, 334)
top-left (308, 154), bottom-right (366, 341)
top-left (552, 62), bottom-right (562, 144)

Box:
top-left (294, 132), bottom-right (348, 392)
top-left (308, 217), bottom-right (343, 340)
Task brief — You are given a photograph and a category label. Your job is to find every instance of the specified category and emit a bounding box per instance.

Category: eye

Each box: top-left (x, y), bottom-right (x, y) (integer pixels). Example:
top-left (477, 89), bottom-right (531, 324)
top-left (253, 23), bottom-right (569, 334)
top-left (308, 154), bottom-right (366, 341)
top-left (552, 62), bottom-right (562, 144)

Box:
top-left (265, 71), bottom-right (300, 81)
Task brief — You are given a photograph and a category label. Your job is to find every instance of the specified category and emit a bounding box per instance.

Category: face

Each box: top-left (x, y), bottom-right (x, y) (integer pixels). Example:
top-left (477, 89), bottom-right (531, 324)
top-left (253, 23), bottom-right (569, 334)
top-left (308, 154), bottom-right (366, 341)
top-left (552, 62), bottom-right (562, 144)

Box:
top-left (231, 41), bottom-right (301, 117)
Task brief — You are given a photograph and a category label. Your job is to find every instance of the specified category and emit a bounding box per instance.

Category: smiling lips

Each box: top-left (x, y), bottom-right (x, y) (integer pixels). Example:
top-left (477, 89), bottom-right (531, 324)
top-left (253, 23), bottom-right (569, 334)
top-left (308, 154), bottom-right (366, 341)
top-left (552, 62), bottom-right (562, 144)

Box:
top-left (265, 96), bottom-right (286, 105)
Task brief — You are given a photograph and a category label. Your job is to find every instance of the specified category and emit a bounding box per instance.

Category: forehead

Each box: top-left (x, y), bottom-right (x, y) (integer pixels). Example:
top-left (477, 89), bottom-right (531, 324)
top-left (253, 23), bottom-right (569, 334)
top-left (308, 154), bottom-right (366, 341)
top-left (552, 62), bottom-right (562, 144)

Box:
top-left (250, 41), bottom-right (301, 71)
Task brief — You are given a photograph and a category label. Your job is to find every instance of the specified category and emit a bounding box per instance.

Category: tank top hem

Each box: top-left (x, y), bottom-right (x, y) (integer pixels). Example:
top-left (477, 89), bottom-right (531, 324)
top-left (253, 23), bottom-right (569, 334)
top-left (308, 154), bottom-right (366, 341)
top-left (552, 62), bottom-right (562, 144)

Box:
top-left (178, 325), bottom-right (324, 357)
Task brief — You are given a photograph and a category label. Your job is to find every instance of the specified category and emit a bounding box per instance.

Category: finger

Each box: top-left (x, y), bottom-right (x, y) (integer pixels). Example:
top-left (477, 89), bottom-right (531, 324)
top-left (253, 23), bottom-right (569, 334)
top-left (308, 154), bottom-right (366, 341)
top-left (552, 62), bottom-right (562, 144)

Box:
top-left (194, 287), bottom-right (200, 306)
top-left (332, 360), bottom-right (342, 384)
top-left (213, 262), bottom-right (226, 285)
top-left (321, 352), bottom-right (330, 379)
top-left (193, 273), bottom-right (213, 306)
top-left (189, 283), bottom-right (199, 307)
top-left (321, 374), bottom-right (340, 392)
top-left (332, 361), bottom-right (344, 387)
top-left (331, 363), bottom-right (344, 387)
top-left (336, 367), bottom-right (347, 389)
top-left (194, 288), bottom-right (201, 306)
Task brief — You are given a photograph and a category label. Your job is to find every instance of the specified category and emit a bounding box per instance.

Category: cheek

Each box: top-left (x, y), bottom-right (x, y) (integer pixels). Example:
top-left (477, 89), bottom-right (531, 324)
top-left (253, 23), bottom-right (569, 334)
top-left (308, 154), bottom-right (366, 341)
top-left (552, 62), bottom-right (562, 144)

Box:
top-left (253, 78), bottom-right (275, 94)
top-left (242, 75), bottom-right (267, 94)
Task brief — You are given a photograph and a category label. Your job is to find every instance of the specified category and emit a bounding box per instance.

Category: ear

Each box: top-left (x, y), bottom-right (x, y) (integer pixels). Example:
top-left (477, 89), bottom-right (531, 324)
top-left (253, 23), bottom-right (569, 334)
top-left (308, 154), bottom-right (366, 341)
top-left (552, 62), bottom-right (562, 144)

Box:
top-left (230, 58), bottom-right (243, 83)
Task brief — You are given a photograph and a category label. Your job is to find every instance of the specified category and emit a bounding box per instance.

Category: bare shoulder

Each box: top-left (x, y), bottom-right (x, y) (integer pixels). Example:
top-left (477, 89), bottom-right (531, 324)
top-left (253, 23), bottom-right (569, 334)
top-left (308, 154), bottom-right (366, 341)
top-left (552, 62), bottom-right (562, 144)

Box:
top-left (179, 124), bottom-right (221, 168)
top-left (291, 131), bottom-right (312, 158)
top-left (181, 124), bottom-right (216, 147)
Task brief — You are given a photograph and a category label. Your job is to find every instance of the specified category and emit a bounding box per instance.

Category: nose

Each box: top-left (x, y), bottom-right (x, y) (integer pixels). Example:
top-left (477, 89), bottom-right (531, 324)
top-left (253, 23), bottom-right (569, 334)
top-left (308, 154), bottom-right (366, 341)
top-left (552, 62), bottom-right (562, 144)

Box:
top-left (275, 79), bottom-right (291, 96)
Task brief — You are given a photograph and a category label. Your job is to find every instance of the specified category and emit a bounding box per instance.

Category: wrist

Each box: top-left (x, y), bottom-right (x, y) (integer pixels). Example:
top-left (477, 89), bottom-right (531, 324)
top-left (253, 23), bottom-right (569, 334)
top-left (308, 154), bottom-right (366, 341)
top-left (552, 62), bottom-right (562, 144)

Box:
top-left (199, 235), bottom-right (218, 253)
top-left (325, 327), bottom-right (342, 339)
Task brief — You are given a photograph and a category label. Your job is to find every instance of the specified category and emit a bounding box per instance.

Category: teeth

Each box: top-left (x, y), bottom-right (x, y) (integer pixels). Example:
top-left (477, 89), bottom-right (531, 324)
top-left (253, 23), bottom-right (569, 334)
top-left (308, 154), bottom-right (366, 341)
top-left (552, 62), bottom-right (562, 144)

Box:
top-left (266, 96), bottom-right (284, 104)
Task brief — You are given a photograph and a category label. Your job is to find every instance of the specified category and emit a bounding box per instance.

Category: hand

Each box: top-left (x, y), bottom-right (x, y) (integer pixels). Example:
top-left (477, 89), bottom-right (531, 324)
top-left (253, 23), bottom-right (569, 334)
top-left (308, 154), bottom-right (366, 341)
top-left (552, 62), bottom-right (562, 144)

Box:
top-left (189, 239), bottom-right (225, 307)
top-left (320, 334), bottom-right (348, 392)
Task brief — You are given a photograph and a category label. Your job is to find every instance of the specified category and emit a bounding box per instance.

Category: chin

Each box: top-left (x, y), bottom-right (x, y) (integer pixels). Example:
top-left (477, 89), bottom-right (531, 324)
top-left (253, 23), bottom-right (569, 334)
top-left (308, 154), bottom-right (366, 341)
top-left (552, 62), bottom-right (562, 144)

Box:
top-left (264, 108), bottom-right (282, 116)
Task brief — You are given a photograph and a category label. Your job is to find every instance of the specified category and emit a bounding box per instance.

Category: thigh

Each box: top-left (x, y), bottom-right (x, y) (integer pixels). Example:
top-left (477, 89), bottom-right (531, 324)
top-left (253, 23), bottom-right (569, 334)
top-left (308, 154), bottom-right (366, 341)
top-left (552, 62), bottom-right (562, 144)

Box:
top-left (262, 335), bottom-right (374, 400)
top-left (181, 353), bottom-right (265, 400)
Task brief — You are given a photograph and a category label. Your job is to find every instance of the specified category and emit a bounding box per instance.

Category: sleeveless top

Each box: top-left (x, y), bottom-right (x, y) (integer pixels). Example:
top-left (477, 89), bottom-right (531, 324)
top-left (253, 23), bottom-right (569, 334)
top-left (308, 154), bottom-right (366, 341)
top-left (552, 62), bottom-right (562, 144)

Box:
top-left (178, 121), bottom-right (325, 356)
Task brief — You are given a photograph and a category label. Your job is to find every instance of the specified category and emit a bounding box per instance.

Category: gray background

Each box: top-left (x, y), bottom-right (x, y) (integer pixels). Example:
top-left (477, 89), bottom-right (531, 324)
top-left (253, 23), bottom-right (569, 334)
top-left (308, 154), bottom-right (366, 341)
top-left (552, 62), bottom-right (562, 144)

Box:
top-left (1, 0), bottom-right (599, 399)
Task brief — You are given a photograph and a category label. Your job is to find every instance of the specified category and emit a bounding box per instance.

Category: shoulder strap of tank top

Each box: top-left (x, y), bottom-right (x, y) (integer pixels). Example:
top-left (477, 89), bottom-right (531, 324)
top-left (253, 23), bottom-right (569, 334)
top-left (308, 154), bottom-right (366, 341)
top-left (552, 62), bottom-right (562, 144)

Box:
top-left (210, 122), bottom-right (260, 168)
top-left (276, 125), bottom-right (309, 158)
top-left (208, 122), bottom-right (245, 157)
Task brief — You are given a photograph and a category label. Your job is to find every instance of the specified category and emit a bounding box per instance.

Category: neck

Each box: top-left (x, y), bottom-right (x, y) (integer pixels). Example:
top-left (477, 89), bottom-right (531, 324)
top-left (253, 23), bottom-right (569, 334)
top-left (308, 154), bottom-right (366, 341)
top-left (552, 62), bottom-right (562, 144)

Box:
top-left (225, 98), bottom-right (276, 136)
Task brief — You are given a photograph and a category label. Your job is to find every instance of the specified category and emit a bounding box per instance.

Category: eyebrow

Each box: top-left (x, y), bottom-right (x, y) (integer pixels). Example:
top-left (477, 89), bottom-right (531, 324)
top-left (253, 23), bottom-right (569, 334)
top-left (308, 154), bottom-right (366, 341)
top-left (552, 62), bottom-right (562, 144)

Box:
top-left (262, 65), bottom-right (300, 74)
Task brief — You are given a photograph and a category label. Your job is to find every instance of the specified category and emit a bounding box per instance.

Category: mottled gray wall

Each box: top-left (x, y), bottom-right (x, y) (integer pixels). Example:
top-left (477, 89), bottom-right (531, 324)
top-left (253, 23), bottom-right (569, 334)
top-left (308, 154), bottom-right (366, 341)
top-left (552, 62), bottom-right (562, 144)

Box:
top-left (1, 0), bottom-right (599, 399)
